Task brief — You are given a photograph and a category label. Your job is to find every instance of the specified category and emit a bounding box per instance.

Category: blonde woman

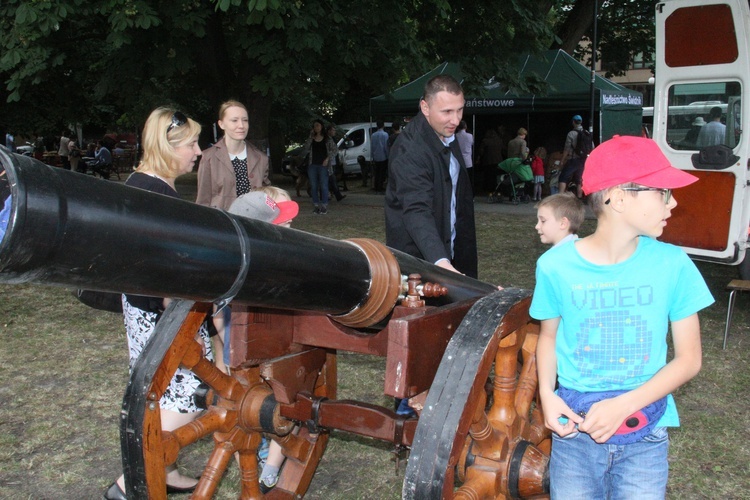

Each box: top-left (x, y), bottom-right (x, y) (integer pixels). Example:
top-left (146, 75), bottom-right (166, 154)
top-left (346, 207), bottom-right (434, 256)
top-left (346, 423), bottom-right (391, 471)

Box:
top-left (104, 107), bottom-right (211, 500)
top-left (196, 100), bottom-right (270, 210)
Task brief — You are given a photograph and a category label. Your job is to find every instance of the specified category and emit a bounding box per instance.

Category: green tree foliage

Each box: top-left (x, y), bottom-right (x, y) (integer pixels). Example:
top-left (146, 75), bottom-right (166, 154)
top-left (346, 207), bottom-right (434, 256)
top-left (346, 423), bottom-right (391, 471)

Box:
top-left (553, 0), bottom-right (657, 77)
top-left (1, 0), bottom-right (652, 154)
top-left (1, 1), bottom-right (554, 139)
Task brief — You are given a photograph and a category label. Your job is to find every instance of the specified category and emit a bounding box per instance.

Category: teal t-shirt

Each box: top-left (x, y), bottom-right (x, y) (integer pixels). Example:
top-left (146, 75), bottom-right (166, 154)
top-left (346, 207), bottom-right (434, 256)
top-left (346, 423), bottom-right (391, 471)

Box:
top-left (530, 236), bottom-right (714, 426)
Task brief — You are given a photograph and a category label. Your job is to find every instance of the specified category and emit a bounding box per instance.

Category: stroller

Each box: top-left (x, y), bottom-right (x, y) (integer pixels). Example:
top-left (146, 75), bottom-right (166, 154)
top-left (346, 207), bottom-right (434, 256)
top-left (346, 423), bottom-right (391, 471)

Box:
top-left (488, 157), bottom-right (534, 204)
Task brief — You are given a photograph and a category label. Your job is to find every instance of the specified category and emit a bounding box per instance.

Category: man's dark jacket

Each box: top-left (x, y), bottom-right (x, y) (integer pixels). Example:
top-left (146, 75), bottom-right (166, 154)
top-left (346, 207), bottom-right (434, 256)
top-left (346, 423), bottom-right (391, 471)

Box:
top-left (384, 111), bottom-right (478, 278)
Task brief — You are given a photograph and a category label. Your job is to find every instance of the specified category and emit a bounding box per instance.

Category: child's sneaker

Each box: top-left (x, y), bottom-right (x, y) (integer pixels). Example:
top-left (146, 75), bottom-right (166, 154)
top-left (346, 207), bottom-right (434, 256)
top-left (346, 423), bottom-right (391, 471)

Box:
top-left (257, 437), bottom-right (269, 469)
top-left (259, 472), bottom-right (279, 493)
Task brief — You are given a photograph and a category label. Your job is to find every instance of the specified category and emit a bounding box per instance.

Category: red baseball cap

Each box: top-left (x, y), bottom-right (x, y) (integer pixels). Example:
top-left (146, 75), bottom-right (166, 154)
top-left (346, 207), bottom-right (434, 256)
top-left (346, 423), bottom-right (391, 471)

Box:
top-left (582, 135), bottom-right (698, 195)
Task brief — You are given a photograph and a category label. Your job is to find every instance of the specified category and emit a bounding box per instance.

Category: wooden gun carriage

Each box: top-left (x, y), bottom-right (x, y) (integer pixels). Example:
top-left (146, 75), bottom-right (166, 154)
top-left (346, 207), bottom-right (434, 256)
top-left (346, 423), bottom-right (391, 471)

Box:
top-left (0, 147), bottom-right (550, 499)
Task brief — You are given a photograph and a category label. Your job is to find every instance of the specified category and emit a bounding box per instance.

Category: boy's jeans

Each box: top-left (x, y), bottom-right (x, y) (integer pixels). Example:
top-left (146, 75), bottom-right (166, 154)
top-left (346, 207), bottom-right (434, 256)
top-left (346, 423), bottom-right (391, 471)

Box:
top-left (550, 427), bottom-right (669, 500)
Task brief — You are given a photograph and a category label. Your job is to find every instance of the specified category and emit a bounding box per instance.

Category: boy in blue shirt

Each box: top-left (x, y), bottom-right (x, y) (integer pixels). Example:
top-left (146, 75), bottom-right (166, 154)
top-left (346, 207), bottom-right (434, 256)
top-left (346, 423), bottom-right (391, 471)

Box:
top-left (535, 192), bottom-right (585, 247)
top-left (530, 135), bottom-right (714, 499)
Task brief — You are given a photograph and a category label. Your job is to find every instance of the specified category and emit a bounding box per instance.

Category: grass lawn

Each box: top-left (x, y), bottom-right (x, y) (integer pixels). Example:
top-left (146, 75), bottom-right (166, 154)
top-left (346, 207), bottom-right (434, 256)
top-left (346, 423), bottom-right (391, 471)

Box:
top-left (0, 175), bottom-right (748, 499)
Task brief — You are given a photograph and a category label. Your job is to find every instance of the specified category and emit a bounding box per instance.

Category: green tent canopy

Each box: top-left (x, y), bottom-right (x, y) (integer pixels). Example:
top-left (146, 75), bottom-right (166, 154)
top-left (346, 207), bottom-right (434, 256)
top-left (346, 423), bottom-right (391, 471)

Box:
top-left (370, 50), bottom-right (644, 140)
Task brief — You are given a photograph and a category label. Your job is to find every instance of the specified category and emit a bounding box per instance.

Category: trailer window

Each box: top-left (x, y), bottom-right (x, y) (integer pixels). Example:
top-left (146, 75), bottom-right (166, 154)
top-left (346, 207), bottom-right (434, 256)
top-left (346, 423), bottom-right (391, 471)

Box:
top-left (665, 4), bottom-right (738, 67)
top-left (665, 82), bottom-right (741, 151)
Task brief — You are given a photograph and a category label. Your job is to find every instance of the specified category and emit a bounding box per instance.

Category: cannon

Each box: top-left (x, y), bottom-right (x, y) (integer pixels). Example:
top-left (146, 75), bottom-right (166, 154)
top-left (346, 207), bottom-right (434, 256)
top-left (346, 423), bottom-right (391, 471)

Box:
top-left (0, 146), bottom-right (550, 499)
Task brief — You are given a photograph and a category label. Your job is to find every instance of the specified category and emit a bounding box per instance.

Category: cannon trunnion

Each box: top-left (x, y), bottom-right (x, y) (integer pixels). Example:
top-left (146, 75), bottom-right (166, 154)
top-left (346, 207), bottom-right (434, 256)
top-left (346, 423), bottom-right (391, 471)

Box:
top-left (0, 147), bottom-right (550, 498)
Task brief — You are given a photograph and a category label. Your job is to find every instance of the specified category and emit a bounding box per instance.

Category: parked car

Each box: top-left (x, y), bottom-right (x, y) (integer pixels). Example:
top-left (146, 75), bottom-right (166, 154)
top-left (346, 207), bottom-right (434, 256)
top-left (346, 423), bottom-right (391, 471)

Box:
top-left (281, 122), bottom-right (393, 177)
top-left (337, 122), bottom-right (392, 176)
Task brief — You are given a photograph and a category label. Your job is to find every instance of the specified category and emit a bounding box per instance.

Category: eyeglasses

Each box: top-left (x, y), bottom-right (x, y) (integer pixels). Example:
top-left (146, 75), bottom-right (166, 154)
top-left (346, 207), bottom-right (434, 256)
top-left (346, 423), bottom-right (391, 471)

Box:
top-left (166, 111), bottom-right (187, 135)
top-left (605, 187), bottom-right (672, 205)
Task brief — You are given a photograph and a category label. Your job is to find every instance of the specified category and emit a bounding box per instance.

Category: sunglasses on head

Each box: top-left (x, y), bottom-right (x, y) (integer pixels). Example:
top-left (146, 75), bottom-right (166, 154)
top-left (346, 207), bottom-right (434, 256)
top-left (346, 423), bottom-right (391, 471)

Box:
top-left (166, 111), bottom-right (187, 135)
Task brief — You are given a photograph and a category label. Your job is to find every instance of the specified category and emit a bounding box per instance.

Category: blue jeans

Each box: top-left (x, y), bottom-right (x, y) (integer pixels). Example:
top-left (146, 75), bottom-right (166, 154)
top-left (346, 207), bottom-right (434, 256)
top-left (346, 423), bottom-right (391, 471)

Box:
top-left (550, 427), bottom-right (669, 500)
top-left (308, 163), bottom-right (329, 206)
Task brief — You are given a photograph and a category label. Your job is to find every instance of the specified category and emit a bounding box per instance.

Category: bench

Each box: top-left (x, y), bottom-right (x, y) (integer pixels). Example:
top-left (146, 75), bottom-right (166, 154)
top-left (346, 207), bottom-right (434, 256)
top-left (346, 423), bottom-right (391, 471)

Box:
top-left (723, 279), bottom-right (750, 349)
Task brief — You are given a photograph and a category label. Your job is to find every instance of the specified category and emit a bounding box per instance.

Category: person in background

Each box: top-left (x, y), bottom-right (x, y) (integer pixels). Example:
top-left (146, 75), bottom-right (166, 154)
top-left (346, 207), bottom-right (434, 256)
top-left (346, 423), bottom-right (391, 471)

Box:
top-left (67, 138), bottom-right (83, 173)
top-left (530, 146), bottom-right (547, 201)
top-left (103, 107), bottom-right (209, 500)
top-left (58, 130), bottom-right (71, 170)
top-left (326, 124), bottom-right (346, 201)
top-left (534, 192), bottom-right (584, 247)
top-left (196, 100), bottom-right (271, 211)
top-left (455, 120), bottom-right (474, 194)
top-left (89, 140), bottom-right (113, 179)
top-left (33, 134), bottom-right (45, 160)
top-left (371, 121), bottom-right (389, 193)
top-left (5, 131), bottom-right (15, 152)
top-left (696, 106), bottom-right (726, 147)
top-left (388, 122), bottom-right (402, 149)
top-left (477, 129), bottom-right (504, 195)
top-left (682, 116), bottom-right (705, 147)
top-left (531, 135), bottom-right (713, 499)
top-left (507, 127), bottom-right (528, 160)
top-left (558, 115), bottom-right (585, 198)
top-left (385, 74), bottom-right (477, 278)
top-left (299, 119), bottom-right (335, 214)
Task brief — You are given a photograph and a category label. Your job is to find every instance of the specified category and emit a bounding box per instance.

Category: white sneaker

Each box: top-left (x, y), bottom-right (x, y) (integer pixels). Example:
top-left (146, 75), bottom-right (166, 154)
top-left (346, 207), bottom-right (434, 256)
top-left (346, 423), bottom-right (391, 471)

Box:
top-left (259, 472), bottom-right (278, 493)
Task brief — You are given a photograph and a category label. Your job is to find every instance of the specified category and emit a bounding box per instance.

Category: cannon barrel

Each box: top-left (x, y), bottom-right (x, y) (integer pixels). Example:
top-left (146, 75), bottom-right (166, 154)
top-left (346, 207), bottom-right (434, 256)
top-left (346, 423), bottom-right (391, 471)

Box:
top-left (0, 146), bottom-right (497, 327)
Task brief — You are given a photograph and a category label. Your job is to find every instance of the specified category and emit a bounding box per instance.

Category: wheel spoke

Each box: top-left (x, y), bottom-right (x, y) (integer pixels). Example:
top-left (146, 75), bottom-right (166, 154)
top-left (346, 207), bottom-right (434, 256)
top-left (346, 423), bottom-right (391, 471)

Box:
top-left (404, 289), bottom-right (550, 499)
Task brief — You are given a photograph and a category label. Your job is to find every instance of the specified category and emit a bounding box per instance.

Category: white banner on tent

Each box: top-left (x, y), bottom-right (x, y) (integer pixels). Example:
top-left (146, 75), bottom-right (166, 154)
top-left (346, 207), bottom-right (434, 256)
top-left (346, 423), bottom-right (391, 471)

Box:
top-left (601, 92), bottom-right (643, 107)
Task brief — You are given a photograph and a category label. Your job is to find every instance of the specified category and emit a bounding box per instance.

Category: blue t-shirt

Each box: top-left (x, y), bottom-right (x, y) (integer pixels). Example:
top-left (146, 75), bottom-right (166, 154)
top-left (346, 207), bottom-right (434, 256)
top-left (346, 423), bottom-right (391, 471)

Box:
top-left (530, 236), bottom-right (714, 426)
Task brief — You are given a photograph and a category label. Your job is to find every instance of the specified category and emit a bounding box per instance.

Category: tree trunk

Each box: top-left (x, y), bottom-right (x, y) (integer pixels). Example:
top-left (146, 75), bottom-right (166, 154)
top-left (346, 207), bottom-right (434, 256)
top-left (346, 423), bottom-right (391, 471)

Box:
top-left (551, 0), bottom-right (603, 55)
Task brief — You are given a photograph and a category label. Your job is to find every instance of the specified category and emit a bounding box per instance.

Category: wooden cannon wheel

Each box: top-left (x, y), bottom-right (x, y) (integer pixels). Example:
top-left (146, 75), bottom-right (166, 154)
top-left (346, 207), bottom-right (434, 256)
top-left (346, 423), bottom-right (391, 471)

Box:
top-left (404, 288), bottom-right (550, 499)
top-left (120, 300), bottom-right (335, 499)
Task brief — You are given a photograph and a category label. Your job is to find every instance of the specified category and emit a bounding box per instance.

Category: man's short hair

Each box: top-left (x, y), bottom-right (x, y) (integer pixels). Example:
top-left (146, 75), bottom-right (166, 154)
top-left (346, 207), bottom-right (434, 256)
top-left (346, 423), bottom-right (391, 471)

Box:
top-left (377, 120), bottom-right (385, 129)
top-left (709, 106), bottom-right (723, 120)
top-left (536, 193), bottom-right (585, 234)
top-left (423, 75), bottom-right (463, 103)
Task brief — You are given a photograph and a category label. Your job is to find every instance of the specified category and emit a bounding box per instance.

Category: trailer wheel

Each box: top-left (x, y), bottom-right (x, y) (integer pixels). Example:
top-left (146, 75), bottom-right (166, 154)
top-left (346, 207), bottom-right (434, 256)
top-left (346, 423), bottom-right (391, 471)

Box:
top-left (404, 289), bottom-right (550, 499)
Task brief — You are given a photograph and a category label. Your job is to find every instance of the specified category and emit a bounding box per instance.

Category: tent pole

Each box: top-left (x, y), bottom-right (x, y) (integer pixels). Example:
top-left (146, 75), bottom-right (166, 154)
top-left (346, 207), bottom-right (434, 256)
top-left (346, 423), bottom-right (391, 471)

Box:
top-left (589, 0), bottom-right (599, 134)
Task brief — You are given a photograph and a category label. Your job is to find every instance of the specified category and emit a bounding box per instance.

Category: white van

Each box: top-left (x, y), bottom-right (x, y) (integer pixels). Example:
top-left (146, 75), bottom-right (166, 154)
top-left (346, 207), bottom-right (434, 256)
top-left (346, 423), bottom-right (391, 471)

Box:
top-left (336, 122), bottom-right (392, 176)
top-left (654, 0), bottom-right (750, 278)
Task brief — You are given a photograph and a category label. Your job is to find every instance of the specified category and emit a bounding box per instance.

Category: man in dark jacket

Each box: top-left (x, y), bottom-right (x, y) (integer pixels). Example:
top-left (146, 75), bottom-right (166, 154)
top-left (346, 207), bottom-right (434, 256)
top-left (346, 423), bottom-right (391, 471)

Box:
top-left (385, 74), bottom-right (478, 278)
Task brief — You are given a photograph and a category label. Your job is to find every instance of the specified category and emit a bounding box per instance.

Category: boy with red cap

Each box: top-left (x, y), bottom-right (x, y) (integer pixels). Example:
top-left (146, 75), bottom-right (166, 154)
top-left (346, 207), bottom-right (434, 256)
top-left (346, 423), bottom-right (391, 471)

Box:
top-left (530, 135), bottom-right (714, 498)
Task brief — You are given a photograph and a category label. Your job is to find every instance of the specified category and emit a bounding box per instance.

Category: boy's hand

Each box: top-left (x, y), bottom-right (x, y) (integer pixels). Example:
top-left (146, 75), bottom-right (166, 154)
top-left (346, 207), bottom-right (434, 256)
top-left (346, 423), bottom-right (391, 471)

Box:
top-left (577, 396), bottom-right (633, 443)
top-left (541, 392), bottom-right (584, 436)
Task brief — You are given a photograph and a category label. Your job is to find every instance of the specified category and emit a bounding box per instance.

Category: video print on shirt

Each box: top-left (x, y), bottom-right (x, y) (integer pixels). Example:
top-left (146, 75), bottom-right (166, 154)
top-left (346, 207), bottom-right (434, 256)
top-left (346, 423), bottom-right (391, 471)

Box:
top-left (571, 283), bottom-right (654, 384)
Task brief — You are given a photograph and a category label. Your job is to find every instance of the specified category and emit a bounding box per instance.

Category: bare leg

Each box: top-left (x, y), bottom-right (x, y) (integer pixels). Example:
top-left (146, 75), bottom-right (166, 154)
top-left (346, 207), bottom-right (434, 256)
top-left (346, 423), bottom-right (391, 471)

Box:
top-left (558, 181), bottom-right (568, 194)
